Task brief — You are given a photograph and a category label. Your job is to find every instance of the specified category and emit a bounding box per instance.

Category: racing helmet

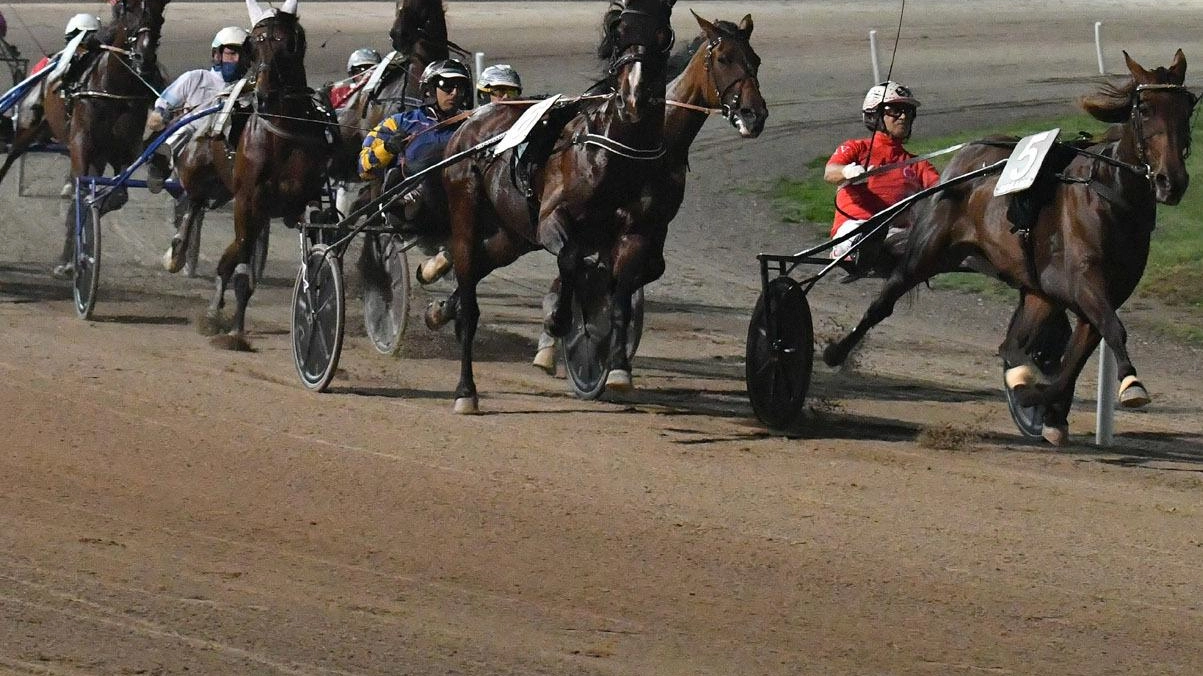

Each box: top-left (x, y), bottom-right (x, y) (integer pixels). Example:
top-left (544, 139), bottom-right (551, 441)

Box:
top-left (477, 64), bottom-right (522, 93)
top-left (420, 58), bottom-right (471, 92)
top-left (64, 13), bottom-right (101, 38)
top-left (346, 48), bottom-right (382, 75)
top-left (212, 26), bottom-right (250, 50)
top-left (861, 80), bottom-right (920, 133)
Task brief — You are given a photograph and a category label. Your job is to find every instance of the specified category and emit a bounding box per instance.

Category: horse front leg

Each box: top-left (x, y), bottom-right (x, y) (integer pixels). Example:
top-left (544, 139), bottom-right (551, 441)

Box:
top-left (1071, 272), bottom-right (1149, 408)
top-left (1000, 291), bottom-right (1068, 390)
top-left (543, 208), bottom-right (584, 339)
top-left (1018, 316), bottom-right (1101, 446)
top-left (604, 232), bottom-right (659, 390)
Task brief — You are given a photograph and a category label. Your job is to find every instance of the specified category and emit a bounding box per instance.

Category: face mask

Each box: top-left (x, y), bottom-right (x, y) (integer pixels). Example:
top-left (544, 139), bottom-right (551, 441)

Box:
top-left (214, 61), bottom-right (240, 83)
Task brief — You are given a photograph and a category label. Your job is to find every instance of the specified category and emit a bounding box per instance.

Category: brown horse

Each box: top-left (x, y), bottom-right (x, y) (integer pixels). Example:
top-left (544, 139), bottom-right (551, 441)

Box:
top-left (53, 0), bottom-right (169, 276)
top-left (531, 11), bottom-right (768, 373)
top-left (430, 0), bottom-right (676, 413)
top-left (821, 50), bottom-right (1195, 445)
top-left (206, 5), bottom-right (335, 349)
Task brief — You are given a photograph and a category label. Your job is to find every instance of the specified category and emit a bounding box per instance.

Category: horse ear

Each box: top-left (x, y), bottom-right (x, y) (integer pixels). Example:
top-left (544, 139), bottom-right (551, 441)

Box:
top-left (245, 0), bottom-right (264, 25)
top-left (691, 9), bottom-right (717, 39)
top-left (1169, 48), bottom-right (1187, 84)
top-left (1123, 50), bottom-right (1152, 82)
top-left (281, 0), bottom-right (298, 16)
top-left (739, 13), bottom-right (753, 37)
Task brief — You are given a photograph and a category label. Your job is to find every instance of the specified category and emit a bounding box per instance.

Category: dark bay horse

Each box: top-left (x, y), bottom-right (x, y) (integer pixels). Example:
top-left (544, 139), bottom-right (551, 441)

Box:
top-left (531, 11), bottom-right (768, 374)
top-left (822, 50), bottom-right (1195, 445)
top-left (54, 0), bottom-right (168, 275)
top-left (432, 0), bottom-right (677, 413)
top-left (329, 0), bottom-right (450, 192)
top-left (206, 5), bottom-right (335, 350)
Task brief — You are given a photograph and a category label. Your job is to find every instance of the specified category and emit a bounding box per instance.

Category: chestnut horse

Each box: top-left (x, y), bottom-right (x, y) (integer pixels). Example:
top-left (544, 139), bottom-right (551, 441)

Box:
top-left (58, 0), bottom-right (168, 274)
top-left (821, 50), bottom-right (1196, 445)
top-left (206, 7), bottom-right (335, 349)
top-left (431, 0), bottom-right (677, 413)
top-left (531, 12), bottom-right (769, 372)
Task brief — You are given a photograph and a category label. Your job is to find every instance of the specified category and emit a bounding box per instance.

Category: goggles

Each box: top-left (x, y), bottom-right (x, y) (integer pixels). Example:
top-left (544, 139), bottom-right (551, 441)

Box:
top-left (882, 104), bottom-right (916, 119)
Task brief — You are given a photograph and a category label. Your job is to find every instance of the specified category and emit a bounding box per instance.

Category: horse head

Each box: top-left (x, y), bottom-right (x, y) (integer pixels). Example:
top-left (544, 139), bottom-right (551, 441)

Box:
top-left (1081, 49), bottom-right (1195, 205)
top-left (247, 2), bottom-right (308, 98)
top-left (112, 0), bottom-right (169, 80)
top-left (389, 0), bottom-right (449, 58)
top-left (691, 12), bottom-right (766, 138)
top-left (600, 0), bottom-right (676, 123)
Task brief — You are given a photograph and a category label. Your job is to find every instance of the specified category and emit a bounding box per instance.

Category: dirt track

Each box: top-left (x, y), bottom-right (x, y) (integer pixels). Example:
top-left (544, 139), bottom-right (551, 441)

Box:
top-left (3, 2), bottom-right (1203, 674)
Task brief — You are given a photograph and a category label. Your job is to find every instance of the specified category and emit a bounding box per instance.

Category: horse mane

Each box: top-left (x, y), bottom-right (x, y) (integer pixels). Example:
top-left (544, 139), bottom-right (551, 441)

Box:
top-left (664, 19), bottom-right (743, 81)
top-left (1080, 78), bottom-right (1137, 123)
top-left (1080, 58), bottom-right (1185, 123)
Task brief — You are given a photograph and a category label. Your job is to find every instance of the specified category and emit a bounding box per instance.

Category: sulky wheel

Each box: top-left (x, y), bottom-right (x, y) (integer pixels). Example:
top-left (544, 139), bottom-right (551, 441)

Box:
top-left (562, 261), bottom-right (612, 400)
top-left (1002, 360), bottom-right (1045, 439)
top-left (291, 244), bottom-right (345, 392)
top-left (72, 201), bottom-right (101, 320)
top-left (745, 277), bottom-right (813, 428)
top-left (361, 232), bottom-right (411, 355)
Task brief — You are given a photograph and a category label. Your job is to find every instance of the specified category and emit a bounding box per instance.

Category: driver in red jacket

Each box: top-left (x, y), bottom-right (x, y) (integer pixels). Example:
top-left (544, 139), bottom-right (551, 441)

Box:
top-left (824, 80), bottom-right (940, 262)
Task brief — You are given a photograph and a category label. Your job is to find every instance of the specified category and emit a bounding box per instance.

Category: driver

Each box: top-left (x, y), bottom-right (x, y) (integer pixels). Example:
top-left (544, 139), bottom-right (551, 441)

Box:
top-left (359, 58), bottom-right (471, 218)
top-left (328, 47), bottom-right (382, 109)
top-left (825, 80), bottom-right (940, 264)
top-left (476, 63), bottom-right (523, 105)
top-left (144, 26), bottom-right (251, 193)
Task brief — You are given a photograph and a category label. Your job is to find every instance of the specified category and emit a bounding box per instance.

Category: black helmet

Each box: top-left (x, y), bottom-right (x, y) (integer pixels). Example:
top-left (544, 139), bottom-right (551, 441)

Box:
top-left (419, 58), bottom-right (471, 94)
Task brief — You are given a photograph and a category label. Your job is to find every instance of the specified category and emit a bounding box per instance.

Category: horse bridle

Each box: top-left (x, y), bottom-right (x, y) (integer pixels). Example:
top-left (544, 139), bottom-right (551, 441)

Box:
top-left (701, 35), bottom-right (758, 124)
top-left (1128, 83), bottom-right (1198, 179)
top-left (606, 8), bottom-right (675, 76)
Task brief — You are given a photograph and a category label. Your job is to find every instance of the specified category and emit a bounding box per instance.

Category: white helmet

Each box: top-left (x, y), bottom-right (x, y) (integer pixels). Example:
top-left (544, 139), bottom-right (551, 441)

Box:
top-left (64, 13), bottom-right (101, 37)
top-left (861, 81), bottom-right (920, 112)
top-left (212, 26), bottom-right (250, 49)
top-left (346, 48), bottom-right (382, 74)
top-left (477, 64), bottom-right (522, 93)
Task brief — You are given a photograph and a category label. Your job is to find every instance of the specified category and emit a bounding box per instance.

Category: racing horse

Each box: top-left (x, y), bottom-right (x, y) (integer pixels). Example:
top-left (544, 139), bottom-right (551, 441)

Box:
top-left (206, 0), bottom-right (335, 350)
top-left (530, 11), bottom-right (769, 373)
top-left (57, 0), bottom-right (168, 275)
top-left (431, 0), bottom-right (677, 413)
top-left (821, 50), bottom-right (1195, 445)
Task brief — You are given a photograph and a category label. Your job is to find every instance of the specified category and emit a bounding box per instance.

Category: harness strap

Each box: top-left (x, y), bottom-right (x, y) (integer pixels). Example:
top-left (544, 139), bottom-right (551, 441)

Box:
top-left (572, 131), bottom-right (665, 160)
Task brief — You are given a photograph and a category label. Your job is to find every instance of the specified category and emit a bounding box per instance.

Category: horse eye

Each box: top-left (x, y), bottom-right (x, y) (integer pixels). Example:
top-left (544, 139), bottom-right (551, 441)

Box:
top-left (1138, 104), bottom-right (1151, 118)
top-left (717, 54), bottom-right (732, 65)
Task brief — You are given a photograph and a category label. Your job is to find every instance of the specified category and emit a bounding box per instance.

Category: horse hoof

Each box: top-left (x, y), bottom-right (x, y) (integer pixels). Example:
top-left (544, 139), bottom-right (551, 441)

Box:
top-left (1041, 425), bottom-right (1069, 446)
top-left (1119, 375), bottom-right (1151, 408)
top-left (59, 182), bottom-right (74, 200)
top-left (162, 246), bottom-right (181, 273)
top-left (605, 369), bottom-right (632, 391)
top-left (1005, 364), bottom-right (1040, 390)
top-left (821, 343), bottom-right (843, 368)
top-left (453, 396), bottom-right (479, 414)
top-left (532, 346), bottom-right (557, 375)
top-left (416, 250), bottom-right (451, 285)
top-left (51, 262), bottom-right (73, 279)
top-left (210, 332), bottom-right (253, 352)
top-left (424, 300), bottom-right (450, 331)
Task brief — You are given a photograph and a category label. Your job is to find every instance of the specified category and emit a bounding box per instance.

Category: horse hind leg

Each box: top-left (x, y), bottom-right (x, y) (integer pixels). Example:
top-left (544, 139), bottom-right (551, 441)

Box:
top-left (822, 266), bottom-right (925, 368)
top-left (532, 278), bottom-right (562, 375)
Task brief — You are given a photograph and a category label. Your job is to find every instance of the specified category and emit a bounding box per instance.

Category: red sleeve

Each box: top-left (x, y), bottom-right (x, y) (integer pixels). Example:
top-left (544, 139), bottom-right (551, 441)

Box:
top-left (917, 159), bottom-right (940, 188)
top-left (829, 138), bottom-right (866, 166)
